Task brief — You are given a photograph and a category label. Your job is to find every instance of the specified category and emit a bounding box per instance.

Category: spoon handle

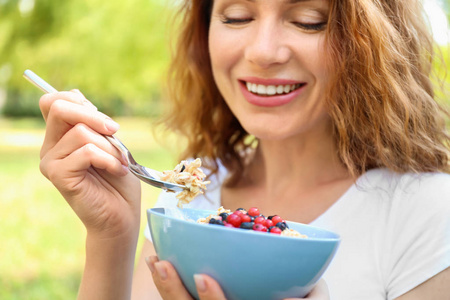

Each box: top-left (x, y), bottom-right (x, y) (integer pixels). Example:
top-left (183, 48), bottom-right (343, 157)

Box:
top-left (23, 70), bottom-right (58, 94)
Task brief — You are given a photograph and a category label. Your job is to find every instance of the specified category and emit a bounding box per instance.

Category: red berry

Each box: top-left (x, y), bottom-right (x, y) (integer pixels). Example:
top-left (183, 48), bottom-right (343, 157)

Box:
top-left (270, 227), bottom-right (282, 234)
top-left (271, 215), bottom-right (282, 225)
top-left (234, 210), bottom-right (245, 217)
top-left (226, 213), bottom-right (242, 227)
top-left (254, 216), bottom-right (265, 225)
top-left (252, 223), bottom-right (267, 232)
top-left (264, 219), bottom-right (274, 228)
top-left (247, 207), bottom-right (260, 217)
top-left (240, 214), bottom-right (251, 223)
top-left (224, 223), bottom-right (234, 228)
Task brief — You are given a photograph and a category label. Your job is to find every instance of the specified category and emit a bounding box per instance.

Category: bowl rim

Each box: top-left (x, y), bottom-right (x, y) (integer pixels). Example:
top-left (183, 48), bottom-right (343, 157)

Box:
top-left (147, 207), bottom-right (341, 242)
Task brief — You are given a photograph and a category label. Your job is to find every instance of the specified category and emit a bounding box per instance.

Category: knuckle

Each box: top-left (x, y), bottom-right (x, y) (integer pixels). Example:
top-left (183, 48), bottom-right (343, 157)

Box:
top-left (39, 93), bottom-right (52, 111)
top-left (63, 91), bottom-right (85, 105)
top-left (41, 159), bottom-right (57, 182)
top-left (48, 99), bottom-right (67, 116)
top-left (82, 143), bottom-right (97, 157)
top-left (72, 123), bottom-right (92, 139)
top-left (39, 159), bottom-right (49, 179)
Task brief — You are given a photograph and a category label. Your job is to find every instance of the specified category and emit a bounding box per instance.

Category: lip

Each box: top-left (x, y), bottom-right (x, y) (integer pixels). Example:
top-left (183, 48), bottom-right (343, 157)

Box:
top-left (240, 77), bottom-right (302, 86)
top-left (238, 77), bottom-right (307, 108)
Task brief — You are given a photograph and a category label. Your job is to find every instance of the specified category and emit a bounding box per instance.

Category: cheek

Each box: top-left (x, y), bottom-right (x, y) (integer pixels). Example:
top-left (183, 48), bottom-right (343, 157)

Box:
top-left (208, 24), bottom-right (242, 97)
top-left (312, 38), bottom-right (331, 84)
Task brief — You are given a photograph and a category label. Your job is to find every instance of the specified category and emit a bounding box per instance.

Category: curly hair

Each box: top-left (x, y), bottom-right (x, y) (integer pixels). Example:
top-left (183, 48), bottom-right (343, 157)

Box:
top-left (159, 0), bottom-right (450, 184)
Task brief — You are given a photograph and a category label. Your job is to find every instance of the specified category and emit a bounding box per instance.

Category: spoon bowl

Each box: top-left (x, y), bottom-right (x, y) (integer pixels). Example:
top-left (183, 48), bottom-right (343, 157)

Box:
top-left (23, 69), bottom-right (187, 192)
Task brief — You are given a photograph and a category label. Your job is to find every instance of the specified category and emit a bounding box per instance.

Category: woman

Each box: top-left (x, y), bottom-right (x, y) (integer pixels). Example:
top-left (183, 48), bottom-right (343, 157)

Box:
top-left (38, 0), bottom-right (450, 299)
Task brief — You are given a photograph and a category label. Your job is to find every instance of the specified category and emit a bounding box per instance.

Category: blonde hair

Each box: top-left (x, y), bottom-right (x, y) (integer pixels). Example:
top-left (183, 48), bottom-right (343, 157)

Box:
top-left (159, 0), bottom-right (450, 184)
top-left (325, 0), bottom-right (450, 176)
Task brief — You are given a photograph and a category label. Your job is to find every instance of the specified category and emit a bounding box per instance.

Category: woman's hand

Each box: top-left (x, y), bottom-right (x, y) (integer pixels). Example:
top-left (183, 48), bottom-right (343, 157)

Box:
top-left (39, 90), bottom-right (141, 239)
top-left (146, 256), bottom-right (329, 300)
top-left (39, 90), bottom-right (143, 299)
top-left (147, 255), bottom-right (227, 300)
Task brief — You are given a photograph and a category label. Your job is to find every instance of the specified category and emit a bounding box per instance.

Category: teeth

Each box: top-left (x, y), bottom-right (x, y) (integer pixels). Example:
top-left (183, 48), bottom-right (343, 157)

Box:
top-left (245, 82), bottom-right (302, 96)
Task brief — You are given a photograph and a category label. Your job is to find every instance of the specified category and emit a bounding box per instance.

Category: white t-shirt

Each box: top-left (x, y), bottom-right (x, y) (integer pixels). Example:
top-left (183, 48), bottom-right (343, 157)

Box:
top-left (145, 167), bottom-right (450, 300)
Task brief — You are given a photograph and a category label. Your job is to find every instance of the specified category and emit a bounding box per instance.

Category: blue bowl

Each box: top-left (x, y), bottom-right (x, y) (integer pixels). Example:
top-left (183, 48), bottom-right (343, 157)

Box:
top-left (147, 207), bottom-right (340, 300)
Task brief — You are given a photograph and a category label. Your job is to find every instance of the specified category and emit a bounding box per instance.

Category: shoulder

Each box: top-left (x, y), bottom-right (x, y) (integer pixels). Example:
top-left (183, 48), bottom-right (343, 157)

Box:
top-left (357, 168), bottom-right (450, 204)
top-left (351, 169), bottom-right (450, 230)
top-left (371, 171), bottom-right (450, 298)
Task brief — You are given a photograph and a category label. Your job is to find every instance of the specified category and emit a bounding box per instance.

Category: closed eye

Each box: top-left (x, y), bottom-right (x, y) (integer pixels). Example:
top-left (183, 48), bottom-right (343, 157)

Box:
top-left (294, 22), bottom-right (327, 31)
top-left (221, 17), bottom-right (253, 25)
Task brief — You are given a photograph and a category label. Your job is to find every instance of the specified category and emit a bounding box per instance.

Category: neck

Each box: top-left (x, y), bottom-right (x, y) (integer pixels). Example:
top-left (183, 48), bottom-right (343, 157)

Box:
top-left (246, 125), bottom-right (351, 197)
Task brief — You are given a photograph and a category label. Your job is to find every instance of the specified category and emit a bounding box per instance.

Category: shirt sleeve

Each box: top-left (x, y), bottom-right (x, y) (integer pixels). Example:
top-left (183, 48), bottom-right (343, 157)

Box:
top-left (385, 173), bottom-right (450, 299)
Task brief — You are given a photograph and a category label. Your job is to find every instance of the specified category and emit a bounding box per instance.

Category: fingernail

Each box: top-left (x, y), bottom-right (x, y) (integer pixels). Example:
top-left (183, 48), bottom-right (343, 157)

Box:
top-left (105, 119), bottom-right (120, 132)
top-left (121, 153), bottom-right (128, 166)
top-left (122, 165), bottom-right (129, 175)
top-left (194, 274), bottom-right (207, 293)
top-left (154, 262), bottom-right (168, 280)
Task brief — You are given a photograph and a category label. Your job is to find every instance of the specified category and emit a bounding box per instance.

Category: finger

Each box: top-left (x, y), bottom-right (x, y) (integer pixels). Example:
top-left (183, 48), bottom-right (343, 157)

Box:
top-left (195, 274), bottom-right (227, 300)
top-left (39, 91), bottom-right (96, 121)
top-left (41, 142), bottom-right (128, 187)
top-left (42, 100), bottom-right (119, 156)
top-left (71, 89), bottom-right (98, 111)
top-left (148, 258), bottom-right (193, 300)
top-left (41, 122), bottom-right (126, 165)
top-left (307, 279), bottom-right (329, 299)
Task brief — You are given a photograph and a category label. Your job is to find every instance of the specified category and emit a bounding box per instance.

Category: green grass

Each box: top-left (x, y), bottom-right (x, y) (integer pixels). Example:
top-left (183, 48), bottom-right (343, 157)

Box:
top-left (0, 117), bottom-right (178, 299)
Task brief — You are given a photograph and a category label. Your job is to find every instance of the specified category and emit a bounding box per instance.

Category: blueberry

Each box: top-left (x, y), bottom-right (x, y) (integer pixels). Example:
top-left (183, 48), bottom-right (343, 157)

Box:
top-left (209, 218), bottom-right (224, 226)
top-left (240, 222), bottom-right (254, 230)
top-left (214, 220), bottom-right (224, 226)
top-left (219, 213), bottom-right (229, 221)
top-left (268, 215), bottom-right (275, 220)
top-left (276, 222), bottom-right (288, 230)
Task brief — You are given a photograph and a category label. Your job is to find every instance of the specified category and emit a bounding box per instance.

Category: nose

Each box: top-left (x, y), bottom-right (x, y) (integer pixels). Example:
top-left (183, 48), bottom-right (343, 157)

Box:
top-left (244, 21), bottom-right (292, 68)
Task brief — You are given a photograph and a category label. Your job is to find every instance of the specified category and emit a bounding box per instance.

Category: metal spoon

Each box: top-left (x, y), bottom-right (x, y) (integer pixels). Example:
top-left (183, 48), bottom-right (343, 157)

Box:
top-left (23, 69), bottom-right (186, 192)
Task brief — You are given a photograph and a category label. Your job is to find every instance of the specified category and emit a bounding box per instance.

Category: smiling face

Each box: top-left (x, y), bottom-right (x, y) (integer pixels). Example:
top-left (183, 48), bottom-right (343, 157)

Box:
top-left (209, 0), bottom-right (332, 141)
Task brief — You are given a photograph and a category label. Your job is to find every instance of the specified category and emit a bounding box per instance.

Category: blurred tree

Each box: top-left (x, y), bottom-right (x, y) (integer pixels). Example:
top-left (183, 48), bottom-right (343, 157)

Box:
top-left (445, 0), bottom-right (450, 21)
top-left (0, 0), bottom-right (173, 117)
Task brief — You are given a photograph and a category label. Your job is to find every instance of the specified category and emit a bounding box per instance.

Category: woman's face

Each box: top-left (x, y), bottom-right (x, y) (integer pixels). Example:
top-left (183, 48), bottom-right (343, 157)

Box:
top-left (209, 0), bottom-right (332, 141)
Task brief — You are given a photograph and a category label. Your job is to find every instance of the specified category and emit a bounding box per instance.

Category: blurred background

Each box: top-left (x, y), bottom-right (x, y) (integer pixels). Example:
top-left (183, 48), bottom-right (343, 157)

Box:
top-left (0, 0), bottom-right (449, 298)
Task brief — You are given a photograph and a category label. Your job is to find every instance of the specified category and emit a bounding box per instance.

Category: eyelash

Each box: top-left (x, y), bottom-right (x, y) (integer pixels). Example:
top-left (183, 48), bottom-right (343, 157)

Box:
top-left (221, 17), bottom-right (252, 25)
top-left (221, 18), bottom-right (327, 31)
top-left (294, 22), bottom-right (327, 31)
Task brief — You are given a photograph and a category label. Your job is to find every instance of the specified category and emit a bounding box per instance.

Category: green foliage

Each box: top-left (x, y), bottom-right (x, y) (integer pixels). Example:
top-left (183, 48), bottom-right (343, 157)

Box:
top-left (445, 0), bottom-right (450, 22)
top-left (0, 0), bottom-right (173, 117)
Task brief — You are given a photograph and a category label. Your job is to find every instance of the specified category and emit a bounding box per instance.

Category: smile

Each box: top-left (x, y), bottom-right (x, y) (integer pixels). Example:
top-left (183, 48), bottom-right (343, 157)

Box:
top-left (244, 82), bottom-right (305, 96)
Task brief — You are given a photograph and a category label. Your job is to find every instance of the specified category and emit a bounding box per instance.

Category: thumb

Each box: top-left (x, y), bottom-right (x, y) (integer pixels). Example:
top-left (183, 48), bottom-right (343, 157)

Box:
top-left (71, 89), bottom-right (97, 110)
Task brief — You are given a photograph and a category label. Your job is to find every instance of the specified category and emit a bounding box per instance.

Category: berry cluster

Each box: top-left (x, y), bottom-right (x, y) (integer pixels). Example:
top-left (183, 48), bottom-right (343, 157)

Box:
top-left (207, 207), bottom-right (289, 235)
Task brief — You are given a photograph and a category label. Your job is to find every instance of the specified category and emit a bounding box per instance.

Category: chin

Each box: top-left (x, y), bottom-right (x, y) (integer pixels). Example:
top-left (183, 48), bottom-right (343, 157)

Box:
top-left (242, 123), bottom-right (296, 141)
